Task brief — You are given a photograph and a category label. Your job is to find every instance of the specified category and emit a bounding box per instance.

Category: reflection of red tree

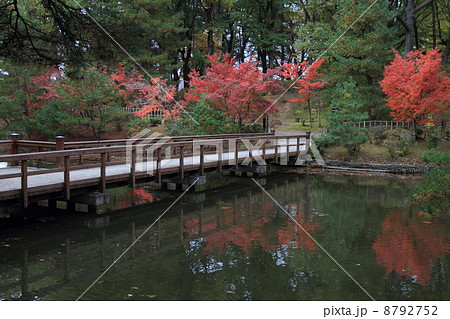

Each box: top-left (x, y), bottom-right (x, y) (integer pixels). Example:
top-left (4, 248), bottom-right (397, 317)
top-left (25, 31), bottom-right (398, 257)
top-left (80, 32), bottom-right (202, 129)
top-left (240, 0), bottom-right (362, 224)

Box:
top-left (373, 211), bottom-right (450, 285)
top-left (184, 201), bottom-right (319, 254)
top-left (203, 225), bottom-right (273, 254)
top-left (277, 213), bottom-right (319, 252)
top-left (115, 188), bottom-right (155, 210)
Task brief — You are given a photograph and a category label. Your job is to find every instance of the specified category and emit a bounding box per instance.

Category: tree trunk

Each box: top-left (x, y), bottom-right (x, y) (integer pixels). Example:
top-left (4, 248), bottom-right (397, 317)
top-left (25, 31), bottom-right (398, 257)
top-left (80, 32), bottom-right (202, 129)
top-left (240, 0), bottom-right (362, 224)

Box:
top-left (308, 99), bottom-right (313, 128)
top-left (207, 29), bottom-right (214, 56)
top-left (181, 47), bottom-right (191, 84)
top-left (443, 28), bottom-right (450, 66)
top-left (403, 0), bottom-right (434, 55)
top-left (404, 0), bottom-right (415, 55)
top-left (432, 1), bottom-right (436, 47)
top-left (259, 50), bottom-right (268, 73)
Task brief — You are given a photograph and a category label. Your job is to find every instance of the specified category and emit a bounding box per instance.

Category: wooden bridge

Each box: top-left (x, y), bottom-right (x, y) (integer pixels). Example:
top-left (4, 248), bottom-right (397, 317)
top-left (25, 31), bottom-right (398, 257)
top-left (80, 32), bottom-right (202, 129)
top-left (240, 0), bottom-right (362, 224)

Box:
top-left (0, 132), bottom-right (311, 208)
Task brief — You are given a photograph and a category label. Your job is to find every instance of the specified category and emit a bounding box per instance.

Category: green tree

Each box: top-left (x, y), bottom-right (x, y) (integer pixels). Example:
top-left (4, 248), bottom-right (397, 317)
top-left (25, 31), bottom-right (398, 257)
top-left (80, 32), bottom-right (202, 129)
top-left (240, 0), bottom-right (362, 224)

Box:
top-left (325, 81), bottom-right (369, 158)
top-left (0, 0), bottom-right (90, 64)
top-left (165, 98), bottom-right (237, 136)
top-left (329, 0), bottom-right (399, 119)
top-left (32, 67), bottom-right (125, 140)
top-left (0, 60), bottom-right (58, 138)
top-left (297, 0), bottom-right (399, 120)
top-left (412, 150), bottom-right (450, 215)
top-left (236, 0), bottom-right (294, 71)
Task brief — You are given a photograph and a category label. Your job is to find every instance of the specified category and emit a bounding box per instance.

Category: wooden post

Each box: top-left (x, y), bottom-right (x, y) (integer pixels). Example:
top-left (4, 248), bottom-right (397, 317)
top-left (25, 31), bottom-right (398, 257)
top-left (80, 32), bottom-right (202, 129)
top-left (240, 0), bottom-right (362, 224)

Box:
top-left (37, 146), bottom-right (42, 168)
top-left (100, 152), bottom-right (106, 192)
top-left (274, 138), bottom-right (278, 164)
top-left (10, 133), bottom-right (20, 166)
top-left (10, 133), bottom-right (19, 154)
top-left (130, 149), bottom-right (136, 188)
top-left (78, 154), bottom-right (84, 165)
top-left (55, 136), bottom-right (65, 168)
top-left (21, 160), bottom-right (28, 208)
top-left (218, 144), bottom-right (223, 173)
top-left (235, 139), bottom-right (239, 169)
top-left (200, 145), bottom-right (205, 175)
top-left (179, 146), bottom-right (184, 180)
top-left (262, 140), bottom-right (266, 163)
top-left (306, 131), bottom-right (311, 153)
top-left (64, 156), bottom-right (70, 200)
top-left (156, 147), bottom-right (162, 183)
top-left (296, 137), bottom-right (300, 158)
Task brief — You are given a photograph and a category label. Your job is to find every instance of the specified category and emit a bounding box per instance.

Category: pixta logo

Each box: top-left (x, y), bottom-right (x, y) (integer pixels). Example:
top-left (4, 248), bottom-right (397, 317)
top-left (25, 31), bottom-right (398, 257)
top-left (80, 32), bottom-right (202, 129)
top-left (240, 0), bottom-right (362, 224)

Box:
top-left (126, 129), bottom-right (172, 175)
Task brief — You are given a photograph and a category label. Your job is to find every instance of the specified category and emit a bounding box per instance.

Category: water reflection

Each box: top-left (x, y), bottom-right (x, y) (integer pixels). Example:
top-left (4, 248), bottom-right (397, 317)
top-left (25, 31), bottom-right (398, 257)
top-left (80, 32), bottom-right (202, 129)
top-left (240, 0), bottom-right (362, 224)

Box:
top-left (373, 210), bottom-right (449, 285)
top-left (0, 173), bottom-right (449, 301)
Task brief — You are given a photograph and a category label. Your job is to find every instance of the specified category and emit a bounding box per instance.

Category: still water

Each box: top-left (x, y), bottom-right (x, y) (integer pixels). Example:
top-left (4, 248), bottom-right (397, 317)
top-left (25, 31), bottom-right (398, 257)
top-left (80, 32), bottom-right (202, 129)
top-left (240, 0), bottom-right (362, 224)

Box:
top-left (0, 172), bottom-right (449, 301)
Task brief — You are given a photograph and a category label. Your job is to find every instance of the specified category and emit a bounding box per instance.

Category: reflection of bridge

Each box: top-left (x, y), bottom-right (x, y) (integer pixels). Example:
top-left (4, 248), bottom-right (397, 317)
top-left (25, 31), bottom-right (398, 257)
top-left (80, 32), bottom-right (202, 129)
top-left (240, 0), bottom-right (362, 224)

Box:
top-left (0, 176), bottom-right (307, 300)
top-left (0, 132), bottom-right (311, 208)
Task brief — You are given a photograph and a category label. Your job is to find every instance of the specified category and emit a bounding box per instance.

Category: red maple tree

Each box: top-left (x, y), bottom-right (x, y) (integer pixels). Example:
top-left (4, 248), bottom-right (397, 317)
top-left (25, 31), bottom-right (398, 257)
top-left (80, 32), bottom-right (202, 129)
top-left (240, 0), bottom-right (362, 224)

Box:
top-left (111, 63), bottom-right (184, 119)
top-left (185, 54), bottom-right (283, 132)
top-left (379, 48), bottom-right (450, 127)
top-left (279, 59), bottom-right (327, 127)
top-left (30, 67), bottom-right (62, 107)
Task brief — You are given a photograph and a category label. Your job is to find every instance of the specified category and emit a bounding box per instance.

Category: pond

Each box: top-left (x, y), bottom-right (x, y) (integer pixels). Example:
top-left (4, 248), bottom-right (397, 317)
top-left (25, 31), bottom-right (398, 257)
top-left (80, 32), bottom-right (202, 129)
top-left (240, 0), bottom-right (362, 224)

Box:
top-left (0, 171), bottom-right (449, 301)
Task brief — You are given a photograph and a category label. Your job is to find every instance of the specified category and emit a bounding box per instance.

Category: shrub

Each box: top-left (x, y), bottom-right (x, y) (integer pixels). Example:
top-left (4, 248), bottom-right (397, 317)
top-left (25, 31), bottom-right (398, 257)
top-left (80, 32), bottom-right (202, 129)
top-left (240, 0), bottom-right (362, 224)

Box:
top-left (368, 127), bottom-right (388, 145)
top-left (164, 99), bottom-right (238, 136)
top-left (412, 167), bottom-right (450, 215)
top-left (384, 129), bottom-right (413, 159)
top-left (241, 124), bottom-right (264, 133)
top-left (312, 136), bottom-right (329, 152)
top-left (325, 81), bottom-right (369, 159)
top-left (422, 149), bottom-right (450, 166)
top-left (426, 125), bottom-right (441, 149)
top-left (127, 116), bottom-right (162, 136)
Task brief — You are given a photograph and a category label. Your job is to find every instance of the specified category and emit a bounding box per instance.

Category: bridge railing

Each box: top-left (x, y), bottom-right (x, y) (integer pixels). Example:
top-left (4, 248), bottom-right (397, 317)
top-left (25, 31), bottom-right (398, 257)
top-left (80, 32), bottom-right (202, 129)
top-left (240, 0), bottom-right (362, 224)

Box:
top-left (0, 133), bottom-right (310, 208)
top-left (0, 132), bottom-right (276, 166)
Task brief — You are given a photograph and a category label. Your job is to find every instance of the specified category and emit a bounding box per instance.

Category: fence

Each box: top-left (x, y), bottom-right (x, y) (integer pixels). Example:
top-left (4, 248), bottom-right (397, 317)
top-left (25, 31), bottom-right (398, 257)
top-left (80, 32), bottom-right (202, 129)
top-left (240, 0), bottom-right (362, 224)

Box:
top-left (355, 121), bottom-right (412, 130)
top-left (122, 107), bottom-right (164, 118)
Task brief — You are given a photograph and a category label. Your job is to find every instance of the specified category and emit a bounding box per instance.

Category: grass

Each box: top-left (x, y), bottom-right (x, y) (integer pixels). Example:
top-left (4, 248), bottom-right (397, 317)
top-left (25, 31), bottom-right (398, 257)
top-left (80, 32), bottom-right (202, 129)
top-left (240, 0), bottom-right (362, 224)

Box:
top-left (269, 93), bottom-right (328, 133)
top-left (322, 139), bottom-right (450, 164)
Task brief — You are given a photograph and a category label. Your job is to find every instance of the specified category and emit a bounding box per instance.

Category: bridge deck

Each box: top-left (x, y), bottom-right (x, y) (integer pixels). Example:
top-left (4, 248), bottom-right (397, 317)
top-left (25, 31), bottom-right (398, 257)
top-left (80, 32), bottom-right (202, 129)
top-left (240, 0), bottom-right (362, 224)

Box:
top-left (0, 133), bottom-right (311, 207)
top-left (0, 144), bottom-right (302, 200)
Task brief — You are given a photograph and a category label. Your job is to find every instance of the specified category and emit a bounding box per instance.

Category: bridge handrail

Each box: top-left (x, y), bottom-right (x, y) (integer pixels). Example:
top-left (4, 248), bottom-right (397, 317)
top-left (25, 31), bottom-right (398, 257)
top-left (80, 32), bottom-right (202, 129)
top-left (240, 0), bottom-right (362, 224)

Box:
top-left (0, 132), bottom-right (277, 154)
top-left (0, 133), bottom-right (309, 162)
top-left (0, 133), bottom-right (310, 208)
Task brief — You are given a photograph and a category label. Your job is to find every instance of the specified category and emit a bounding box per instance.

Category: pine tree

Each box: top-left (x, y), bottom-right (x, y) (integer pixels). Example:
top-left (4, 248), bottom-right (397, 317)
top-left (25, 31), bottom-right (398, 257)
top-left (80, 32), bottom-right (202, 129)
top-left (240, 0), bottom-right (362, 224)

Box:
top-left (297, 0), bottom-right (400, 119)
top-left (329, 0), bottom-right (400, 119)
top-left (326, 81), bottom-right (369, 158)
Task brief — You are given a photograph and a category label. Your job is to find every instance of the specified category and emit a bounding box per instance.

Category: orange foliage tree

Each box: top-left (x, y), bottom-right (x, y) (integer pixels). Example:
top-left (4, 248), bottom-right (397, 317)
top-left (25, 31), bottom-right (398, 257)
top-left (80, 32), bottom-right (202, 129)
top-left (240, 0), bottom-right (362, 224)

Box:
top-left (279, 59), bottom-right (327, 128)
top-left (185, 54), bottom-right (283, 132)
top-left (111, 63), bottom-right (184, 119)
top-left (379, 49), bottom-right (450, 129)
